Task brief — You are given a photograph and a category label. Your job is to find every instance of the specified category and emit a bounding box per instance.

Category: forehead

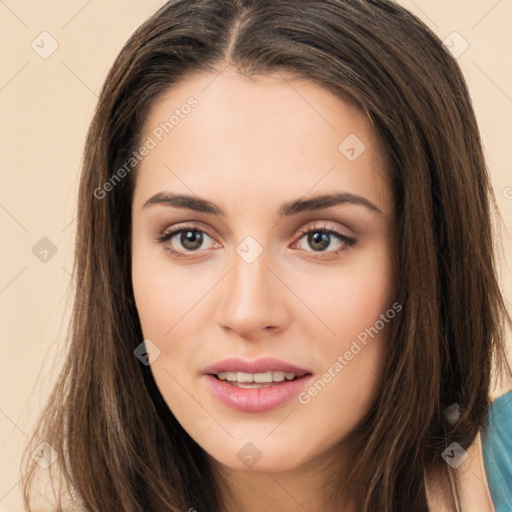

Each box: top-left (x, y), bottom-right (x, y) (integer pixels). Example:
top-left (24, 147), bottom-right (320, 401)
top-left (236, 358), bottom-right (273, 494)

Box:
top-left (133, 67), bottom-right (391, 213)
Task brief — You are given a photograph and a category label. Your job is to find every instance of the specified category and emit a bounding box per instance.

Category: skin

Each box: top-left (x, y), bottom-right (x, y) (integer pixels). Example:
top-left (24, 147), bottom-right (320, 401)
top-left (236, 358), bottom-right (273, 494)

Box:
top-left (131, 66), bottom-right (396, 512)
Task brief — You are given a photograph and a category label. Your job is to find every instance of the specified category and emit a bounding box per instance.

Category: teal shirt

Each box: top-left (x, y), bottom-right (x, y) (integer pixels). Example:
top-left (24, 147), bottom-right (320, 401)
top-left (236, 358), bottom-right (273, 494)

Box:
top-left (481, 389), bottom-right (512, 512)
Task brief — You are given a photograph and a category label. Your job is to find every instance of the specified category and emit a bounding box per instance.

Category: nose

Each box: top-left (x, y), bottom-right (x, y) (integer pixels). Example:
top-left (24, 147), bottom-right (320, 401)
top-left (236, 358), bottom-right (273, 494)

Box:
top-left (216, 247), bottom-right (291, 340)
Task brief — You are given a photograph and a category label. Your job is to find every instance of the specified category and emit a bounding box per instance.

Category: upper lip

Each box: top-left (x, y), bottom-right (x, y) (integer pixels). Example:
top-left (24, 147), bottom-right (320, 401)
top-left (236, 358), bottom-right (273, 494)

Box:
top-left (202, 357), bottom-right (312, 376)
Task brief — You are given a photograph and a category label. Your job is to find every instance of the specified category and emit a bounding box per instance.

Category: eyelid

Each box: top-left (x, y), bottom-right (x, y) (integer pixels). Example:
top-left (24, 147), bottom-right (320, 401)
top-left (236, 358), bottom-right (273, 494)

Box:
top-left (293, 220), bottom-right (354, 239)
top-left (156, 220), bottom-right (217, 240)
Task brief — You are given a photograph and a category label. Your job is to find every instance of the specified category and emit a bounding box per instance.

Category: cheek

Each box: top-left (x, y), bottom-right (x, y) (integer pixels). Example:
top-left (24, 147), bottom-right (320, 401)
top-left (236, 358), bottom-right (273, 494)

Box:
top-left (292, 246), bottom-right (395, 416)
top-left (296, 302), bottom-right (393, 446)
top-left (293, 244), bottom-right (395, 347)
top-left (131, 240), bottom-right (210, 339)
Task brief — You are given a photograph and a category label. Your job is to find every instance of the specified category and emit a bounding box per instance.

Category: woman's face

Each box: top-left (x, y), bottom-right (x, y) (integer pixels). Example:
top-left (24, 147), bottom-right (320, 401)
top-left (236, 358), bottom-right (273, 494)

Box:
top-left (131, 67), bottom-right (396, 474)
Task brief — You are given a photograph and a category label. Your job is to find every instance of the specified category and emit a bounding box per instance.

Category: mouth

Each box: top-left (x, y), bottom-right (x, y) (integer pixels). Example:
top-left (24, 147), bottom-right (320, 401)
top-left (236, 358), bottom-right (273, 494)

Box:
top-left (202, 357), bottom-right (313, 412)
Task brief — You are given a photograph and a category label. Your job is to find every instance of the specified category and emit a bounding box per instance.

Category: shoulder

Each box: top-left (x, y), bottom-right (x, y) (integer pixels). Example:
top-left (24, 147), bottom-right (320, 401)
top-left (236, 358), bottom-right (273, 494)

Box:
top-left (481, 389), bottom-right (512, 512)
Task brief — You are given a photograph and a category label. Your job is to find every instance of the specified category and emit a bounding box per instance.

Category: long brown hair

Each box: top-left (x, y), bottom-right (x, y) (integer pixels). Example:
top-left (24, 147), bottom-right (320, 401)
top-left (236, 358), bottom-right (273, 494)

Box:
top-left (21, 0), bottom-right (511, 510)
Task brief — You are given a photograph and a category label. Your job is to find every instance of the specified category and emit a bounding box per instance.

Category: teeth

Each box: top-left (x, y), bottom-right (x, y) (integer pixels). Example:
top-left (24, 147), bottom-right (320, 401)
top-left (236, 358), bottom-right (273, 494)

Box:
top-left (253, 371), bottom-right (272, 383)
top-left (237, 372), bottom-right (254, 383)
top-left (272, 371), bottom-right (285, 382)
top-left (216, 371), bottom-right (296, 383)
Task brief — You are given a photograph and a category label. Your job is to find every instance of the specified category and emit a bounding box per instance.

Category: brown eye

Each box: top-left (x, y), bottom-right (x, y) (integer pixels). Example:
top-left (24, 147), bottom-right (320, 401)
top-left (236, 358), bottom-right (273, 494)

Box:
top-left (179, 230), bottom-right (204, 251)
top-left (156, 224), bottom-right (220, 259)
top-left (307, 231), bottom-right (331, 251)
top-left (295, 227), bottom-right (357, 254)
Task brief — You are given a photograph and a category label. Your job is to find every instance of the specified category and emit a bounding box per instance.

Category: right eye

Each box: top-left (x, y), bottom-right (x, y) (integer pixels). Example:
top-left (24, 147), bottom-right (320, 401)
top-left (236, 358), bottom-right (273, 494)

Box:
top-left (156, 224), bottom-right (221, 259)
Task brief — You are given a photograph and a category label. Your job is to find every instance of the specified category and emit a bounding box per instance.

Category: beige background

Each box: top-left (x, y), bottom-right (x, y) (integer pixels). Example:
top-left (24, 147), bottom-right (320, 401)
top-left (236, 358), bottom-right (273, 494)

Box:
top-left (1, 1), bottom-right (511, 510)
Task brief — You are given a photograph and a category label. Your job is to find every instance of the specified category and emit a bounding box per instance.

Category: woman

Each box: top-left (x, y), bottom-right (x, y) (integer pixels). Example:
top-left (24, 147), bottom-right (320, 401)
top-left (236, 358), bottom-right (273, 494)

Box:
top-left (21, 0), bottom-right (512, 510)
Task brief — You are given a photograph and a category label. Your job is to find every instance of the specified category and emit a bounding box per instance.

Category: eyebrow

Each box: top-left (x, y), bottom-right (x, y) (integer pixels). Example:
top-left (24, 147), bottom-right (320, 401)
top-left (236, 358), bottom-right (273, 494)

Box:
top-left (142, 191), bottom-right (384, 217)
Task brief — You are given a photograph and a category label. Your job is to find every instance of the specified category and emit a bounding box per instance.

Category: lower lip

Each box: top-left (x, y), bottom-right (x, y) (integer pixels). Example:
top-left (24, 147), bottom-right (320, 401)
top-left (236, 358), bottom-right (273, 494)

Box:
top-left (204, 374), bottom-right (312, 413)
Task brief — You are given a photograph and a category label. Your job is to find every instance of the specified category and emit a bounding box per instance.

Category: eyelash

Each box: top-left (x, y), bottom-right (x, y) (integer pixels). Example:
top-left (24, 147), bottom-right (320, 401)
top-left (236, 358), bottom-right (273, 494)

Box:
top-left (155, 222), bottom-right (358, 260)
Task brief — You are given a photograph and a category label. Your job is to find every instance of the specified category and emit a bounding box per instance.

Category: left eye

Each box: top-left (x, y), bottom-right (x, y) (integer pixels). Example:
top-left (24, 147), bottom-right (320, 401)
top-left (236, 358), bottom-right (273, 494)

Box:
top-left (294, 228), bottom-right (357, 253)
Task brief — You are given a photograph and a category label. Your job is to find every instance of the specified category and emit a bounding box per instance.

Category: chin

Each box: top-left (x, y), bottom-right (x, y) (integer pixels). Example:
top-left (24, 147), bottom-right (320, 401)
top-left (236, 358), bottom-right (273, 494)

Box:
top-left (203, 436), bottom-right (316, 473)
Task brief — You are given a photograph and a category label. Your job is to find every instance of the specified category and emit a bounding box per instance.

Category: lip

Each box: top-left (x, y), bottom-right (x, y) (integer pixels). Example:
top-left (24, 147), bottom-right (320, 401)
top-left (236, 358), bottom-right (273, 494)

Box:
top-left (202, 357), bottom-right (312, 376)
top-left (204, 375), bottom-right (313, 412)
top-left (202, 357), bottom-right (313, 413)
